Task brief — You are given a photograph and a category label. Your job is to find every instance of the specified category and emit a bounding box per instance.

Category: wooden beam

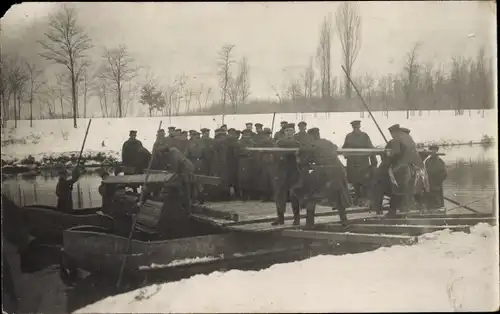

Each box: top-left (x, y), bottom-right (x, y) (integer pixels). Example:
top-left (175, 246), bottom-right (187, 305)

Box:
top-left (191, 205), bottom-right (239, 222)
top-left (394, 212), bottom-right (494, 219)
top-left (316, 223), bottom-right (471, 236)
top-left (281, 230), bottom-right (418, 246)
top-left (356, 217), bottom-right (496, 226)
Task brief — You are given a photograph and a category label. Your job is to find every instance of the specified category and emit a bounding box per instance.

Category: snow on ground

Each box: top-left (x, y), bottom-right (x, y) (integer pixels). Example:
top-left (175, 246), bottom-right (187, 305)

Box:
top-left (76, 223), bottom-right (499, 313)
top-left (1, 109), bottom-right (497, 163)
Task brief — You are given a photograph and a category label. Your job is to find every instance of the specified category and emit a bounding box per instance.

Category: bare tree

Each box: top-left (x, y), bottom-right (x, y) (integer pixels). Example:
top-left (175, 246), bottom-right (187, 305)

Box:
top-left (38, 5), bottom-right (93, 127)
top-left (217, 44), bottom-right (236, 114)
top-left (97, 44), bottom-right (138, 117)
top-left (0, 57), bottom-right (12, 125)
top-left (24, 62), bottom-right (45, 126)
top-left (316, 14), bottom-right (333, 99)
top-left (449, 56), bottom-right (471, 115)
top-left (237, 56), bottom-right (251, 104)
top-left (335, 2), bottom-right (362, 99)
top-left (55, 72), bottom-right (69, 118)
top-left (40, 84), bottom-right (58, 118)
top-left (403, 42), bottom-right (422, 115)
top-left (300, 57), bottom-right (315, 100)
top-left (5, 57), bottom-right (27, 127)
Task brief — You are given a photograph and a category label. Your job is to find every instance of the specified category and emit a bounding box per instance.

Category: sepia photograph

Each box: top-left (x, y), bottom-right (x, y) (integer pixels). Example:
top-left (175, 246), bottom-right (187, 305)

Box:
top-left (1, 1), bottom-right (498, 313)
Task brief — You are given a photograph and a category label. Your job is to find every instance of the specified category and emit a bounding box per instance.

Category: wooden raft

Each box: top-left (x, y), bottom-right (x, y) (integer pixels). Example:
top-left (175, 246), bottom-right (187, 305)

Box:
top-left (246, 147), bottom-right (445, 156)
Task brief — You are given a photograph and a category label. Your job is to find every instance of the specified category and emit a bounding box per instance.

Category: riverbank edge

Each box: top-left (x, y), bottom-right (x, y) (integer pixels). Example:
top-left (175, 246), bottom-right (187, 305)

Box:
top-left (1, 138), bottom-right (496, 176)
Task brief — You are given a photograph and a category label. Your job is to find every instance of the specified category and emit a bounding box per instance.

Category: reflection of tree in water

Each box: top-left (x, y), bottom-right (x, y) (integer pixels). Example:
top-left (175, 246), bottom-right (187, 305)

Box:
top-left (445, 159), bottom-right (495, 190)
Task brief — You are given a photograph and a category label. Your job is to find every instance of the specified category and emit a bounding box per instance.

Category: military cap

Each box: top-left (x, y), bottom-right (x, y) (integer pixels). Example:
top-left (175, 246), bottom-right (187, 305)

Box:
top-left (168, 126), bottom-right (176, 130)
top-left (388, 124), bottom-right (400, 132)
top-left (129, 130), bottom-right (137, 135)
top-left (400, 127), bottom-right (410, 134)
top-left (350, 120), bottom-right (361, 126)
top-left (228, 128), bottom-right (236, 133)
top-left (284, 123), bottom-right (295, 129)
top-left (157, 128), bottom-right (165, 133)
top-left (200, 128), bottom-right (210, 133)
top-left (263, 127), bottom-right (272, 134)
top-left (221, 124), bottom-right (227, 129)
top-left (245, 122), bottom-right (253, 126)
top-left (280, 121), bottom-right (288, 125)
top-left (429, 144), bottom-right (439, 151)
top-left (175, 128), bottom-right (182, 132)
top-left (241, 129), bottom-right (253, 135)
top-left (307, 127), bottom-right (319, 134)
top-left (188, 129), bottom-right (196, 134)
top-left (254, 123), bottom-right (263, 128)
top-left (298, 121), bottom-right (307, 127)
top-left (181, 130), bottom-right (188, 135)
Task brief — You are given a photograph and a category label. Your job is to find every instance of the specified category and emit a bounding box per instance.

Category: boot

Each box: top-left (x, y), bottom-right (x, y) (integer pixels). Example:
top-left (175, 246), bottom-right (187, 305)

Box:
top-left (306, 209), bottom-right (315, 227)
top-left (271, 212), bottom-right (285, 226)
top-left (292, 213), bottom-right (300, 225)
top-left (338, 206), bottom-right (348, 226)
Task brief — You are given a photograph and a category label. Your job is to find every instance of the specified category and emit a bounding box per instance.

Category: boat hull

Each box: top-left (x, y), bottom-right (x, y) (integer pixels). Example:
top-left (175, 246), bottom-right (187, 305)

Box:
top-left (61, 225), bottom-right (313, 280)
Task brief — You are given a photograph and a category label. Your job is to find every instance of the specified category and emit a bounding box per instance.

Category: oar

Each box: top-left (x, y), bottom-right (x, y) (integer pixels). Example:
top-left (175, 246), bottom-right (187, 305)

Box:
top-left (270, 112), bottom-right (276, 134)
top-left (76, 119), bottom-right (93, 168)
top-left (116, 121), bottom-right (162, 288)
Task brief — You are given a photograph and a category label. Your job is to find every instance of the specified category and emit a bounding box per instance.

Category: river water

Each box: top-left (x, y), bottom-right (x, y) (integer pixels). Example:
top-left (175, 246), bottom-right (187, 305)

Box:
top-left (2, 144), bottom-right (497, 213)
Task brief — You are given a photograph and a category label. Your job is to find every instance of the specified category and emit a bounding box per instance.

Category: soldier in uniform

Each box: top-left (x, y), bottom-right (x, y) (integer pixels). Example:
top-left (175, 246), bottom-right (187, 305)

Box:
top-left (342, 120), bottom-right (378, 206)
top-left (226, 128), bottom-right (240, 197)
top-left (271, 123), bottom-right (301, 226)
top-left (244, 122), bottom-right (257, 137)
top-left (294, 121), bottom-right (309, 144)
top-left (253, 127), bottom-right (275, 201)
top-left (254, 123), bottom-right (264, 135)
top-left (151, 129), bottom-right (169, 170)
top-left (385, 124), bottom-right (423, 215)
top-left (176, 130), bottom-right (189, 153)
top-left (56, 164), bottom-right (82, 212)
top-left (186, 131), bottom-right (205, 174)
top-left (199, 128), bottom-right (214, 176)
top-left (292, 128), bottom-right (352, 226)
top-left (221, 124), bottom-right (228, 133)
top-left (424, 144), bottom-right (447, 210)
top-left (121, 130), bottom-right (143, 175)
top-left (274, 121), bottom-right (288, 141)
top-left (210, 128), bottom-right (230, 199)
top-left (237, 129), bottom-right (257, 200)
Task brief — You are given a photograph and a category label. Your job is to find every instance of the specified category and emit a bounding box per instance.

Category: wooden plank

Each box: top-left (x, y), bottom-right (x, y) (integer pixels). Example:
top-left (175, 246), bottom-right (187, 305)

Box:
top-left (281, 230), bottom-right (418, 246)
top-left (246, 147), bottom-right (445, 156)
top-left (145, 170), bottom-right (221, 186)
top-left (103, 173), bottom-right (177, 185)
top-left (316, 223), bottom-right (471, 236)
top-left (356, 217), bottom-right (496, 226)
top-left (191, 205), bottom-right (240, 222)
top-left (394, 212), bottom-right (494, 219)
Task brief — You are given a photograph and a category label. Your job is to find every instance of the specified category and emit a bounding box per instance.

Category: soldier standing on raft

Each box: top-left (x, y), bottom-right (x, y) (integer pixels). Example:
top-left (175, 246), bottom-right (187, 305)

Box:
top-left (199, 128), bottom-right (214, 175)
top-left (237, 129), bottom-right (257, 200)
top-left (342, 120), bottom-right (378, 206)
top-left (294, 121), bottom-right (309, 144)
top-left (210, 128), bottom-right (231, 200)
top-left (274, 121), bottom-right (288, 141)
top-left (151, 129), bottom-right (169, 170)
top-left (254, 123), bottom-right (264, 135)
top-left (253, 127), bottom-right (275, 201)
top-left (292, 128), bottom-right (352, 226)
top-left (271, 123), bottom-right (301, 226)
top-left (186, 130), bottom-right (204, 174)
top-left (424, 144), bottom-right (447, 210)
top-left (244, 122), bottom-right (256, 137)
top-left (56, 164), bottom-right (82, 212)
top-left (121, 130), bottom-right (143, 175)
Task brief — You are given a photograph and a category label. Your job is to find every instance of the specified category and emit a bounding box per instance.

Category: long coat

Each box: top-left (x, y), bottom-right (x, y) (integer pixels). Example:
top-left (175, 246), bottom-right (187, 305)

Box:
top-left (236, 137), bottom-right (256, 191)
top-left (122, 138), bottom-right (143, 168)
top-left (342, 131), bottom-right (377, 185)
top-left (424, 155), bottom-right (447, 209)
top-left (225, 135), bottom-right (240, 188)
top-left (252, 135), bottom-right (275, 194)
top-left (186, 138), bottom-right (205, 174)
top-left (210, 134), bottom-right (230, 189)
top-left (199, 137), bottom-right (214, 176)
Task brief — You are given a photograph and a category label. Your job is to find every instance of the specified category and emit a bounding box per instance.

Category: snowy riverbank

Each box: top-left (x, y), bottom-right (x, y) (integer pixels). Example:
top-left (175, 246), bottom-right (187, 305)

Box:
top-left (1, 109), bottom-right (497, 170)
top-left (75, 223), bottom-right (499, 313)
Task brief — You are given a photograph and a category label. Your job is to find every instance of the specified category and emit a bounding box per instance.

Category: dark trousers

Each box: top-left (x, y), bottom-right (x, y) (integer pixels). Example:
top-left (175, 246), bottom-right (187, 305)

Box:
top-left (274, 185), bottom-right (300, 217)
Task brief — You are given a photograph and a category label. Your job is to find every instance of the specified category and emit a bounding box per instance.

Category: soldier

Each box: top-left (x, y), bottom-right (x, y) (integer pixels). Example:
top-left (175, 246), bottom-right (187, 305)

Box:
top-left (385, 124), bottom-right (422, 215)
top-left (253, 127), bottom-right (275, 201)
top-left (254, 123), bottom-right (264, 135)
top-left (56, 164), bottom-right (82, 212)
top-left (186, 130), bottom-right (205, 174)
top-left (237, 129), bottom-right (257, 200)
top-left (188, 130), bottom-right (196, 140)
top-left (226, 128), bottom-right (240, 197)
top-left (244, 122), bottom-right (257, 137)
top-left (424, 144), bottom-right (447, 210)
top-left (271, 123), bottom-right (301, 226)
top-left (210, 128), bottom-right (231, 199)
top-left (177, 130), bottom-right (189, 153)
top-left (292, 128), bottom-right (352, 226)
top-left (221, 124), bottom-right (228, 133)
top-left (274, 121), bottom-right (288, 141)
top-left (294, 121), bottom-right (309, 144)
top-left (135, 146), bottom-right (151, 174)
top-left (342, 120), bottom-right (378, 206)
top-left (151, 129), bottom-right (169, 170)
top-left (199, 128), bottom-right (214, 175)
top-left (121, 130), bottom-right (143, 175)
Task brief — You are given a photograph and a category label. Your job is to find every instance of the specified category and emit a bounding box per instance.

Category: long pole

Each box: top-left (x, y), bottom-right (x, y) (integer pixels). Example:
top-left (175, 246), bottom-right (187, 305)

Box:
top-left (116, 120), bottom-right (162, 288)
top-left (270, 112), bottom-right (276, 134)
top-left (341, 66), bottom-right (388, 144)
top-left (76, 119), bottom-right (93, 167)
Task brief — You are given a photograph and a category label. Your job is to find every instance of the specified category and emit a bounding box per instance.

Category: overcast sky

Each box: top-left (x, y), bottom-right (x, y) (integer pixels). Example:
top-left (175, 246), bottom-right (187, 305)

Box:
top-left (1, 1), bottom-right (496, 103)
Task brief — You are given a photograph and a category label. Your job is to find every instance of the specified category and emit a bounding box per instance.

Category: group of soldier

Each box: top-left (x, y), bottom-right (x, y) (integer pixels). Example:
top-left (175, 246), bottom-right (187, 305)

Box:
top-left (118, 119), bottom-right (447, 227)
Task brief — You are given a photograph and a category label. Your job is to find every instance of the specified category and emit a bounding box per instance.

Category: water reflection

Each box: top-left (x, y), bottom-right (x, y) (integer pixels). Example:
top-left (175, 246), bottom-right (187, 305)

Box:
top-left (1, 144), bottom-right (497, 212)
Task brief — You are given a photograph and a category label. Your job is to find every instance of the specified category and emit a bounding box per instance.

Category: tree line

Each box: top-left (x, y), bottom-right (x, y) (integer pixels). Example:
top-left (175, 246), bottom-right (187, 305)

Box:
top-left (1, 3), bottom-right (494, 127)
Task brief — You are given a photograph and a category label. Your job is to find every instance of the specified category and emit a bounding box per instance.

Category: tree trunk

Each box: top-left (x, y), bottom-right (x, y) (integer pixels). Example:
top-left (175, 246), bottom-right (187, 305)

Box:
top-left (13, 93), bottom-right (17, 128)
top-left (117, 82), bottom-right (123, 118)
top-left (30, 99), bottom-right (33, 127)
top-left (71, 70), bottom-right (78, 128)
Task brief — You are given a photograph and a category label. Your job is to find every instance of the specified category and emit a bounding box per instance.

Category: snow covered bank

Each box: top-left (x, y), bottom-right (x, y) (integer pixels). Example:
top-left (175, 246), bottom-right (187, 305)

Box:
top-left (2, 109), bottom-right (497, 165)
top-left (76, 223), bottom-right (499, 313)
